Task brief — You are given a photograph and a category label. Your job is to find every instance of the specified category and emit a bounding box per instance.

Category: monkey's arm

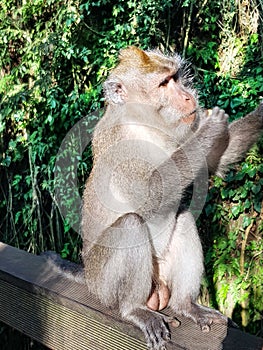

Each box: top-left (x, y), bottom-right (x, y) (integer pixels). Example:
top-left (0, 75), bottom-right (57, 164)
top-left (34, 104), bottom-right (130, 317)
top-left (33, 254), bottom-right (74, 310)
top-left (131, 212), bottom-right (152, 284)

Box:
top-left (164, 107), bottom-right (229, 190)
top-left (216, 103), bottom-right (263, 177)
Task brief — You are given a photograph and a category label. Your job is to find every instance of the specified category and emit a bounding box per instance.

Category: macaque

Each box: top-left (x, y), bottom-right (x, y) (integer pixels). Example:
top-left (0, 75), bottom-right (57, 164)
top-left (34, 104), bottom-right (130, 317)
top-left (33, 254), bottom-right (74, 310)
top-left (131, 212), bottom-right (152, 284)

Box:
top-left (48, 47), bottom-right (263, 350)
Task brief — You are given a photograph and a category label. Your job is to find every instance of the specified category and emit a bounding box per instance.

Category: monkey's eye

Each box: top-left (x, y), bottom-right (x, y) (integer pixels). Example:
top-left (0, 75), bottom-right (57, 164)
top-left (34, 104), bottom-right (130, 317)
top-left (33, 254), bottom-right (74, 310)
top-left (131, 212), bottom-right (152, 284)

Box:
top-left (159, 77), bottom-right (170, 87)
top-left (172, 72), bottom-right (179, 82)
top-left (159, 72), bottom-right (179, 87)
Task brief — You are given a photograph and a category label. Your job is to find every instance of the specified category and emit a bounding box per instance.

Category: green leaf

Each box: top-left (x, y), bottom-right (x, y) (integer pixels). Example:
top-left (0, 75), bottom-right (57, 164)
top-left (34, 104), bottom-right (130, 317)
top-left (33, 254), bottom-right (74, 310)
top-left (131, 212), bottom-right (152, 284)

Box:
top-left (221, 188), bottom-right (229, 199)
top-left (252, 184), bottom-right (261, 194)
top-left (244, 199), bottom-right (251, 209)
top-left (254, 201), bottom-right (262, 213)
top-left (242, 216), bottom-right (252, 228)
top-left (230, 97), bottom-right (243, 109)
top-left (240, 188), bottom-right (248, 199)
top-left (231, 204), bottom-right (242, 217)
top-left (247, 167), bottom-right (257, 178)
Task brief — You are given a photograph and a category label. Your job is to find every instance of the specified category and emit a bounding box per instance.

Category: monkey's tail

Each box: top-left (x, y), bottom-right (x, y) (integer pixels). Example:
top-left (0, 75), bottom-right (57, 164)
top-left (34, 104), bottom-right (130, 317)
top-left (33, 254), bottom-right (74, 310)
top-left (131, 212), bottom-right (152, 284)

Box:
top-left (41, 251), bottom-right (86, 284)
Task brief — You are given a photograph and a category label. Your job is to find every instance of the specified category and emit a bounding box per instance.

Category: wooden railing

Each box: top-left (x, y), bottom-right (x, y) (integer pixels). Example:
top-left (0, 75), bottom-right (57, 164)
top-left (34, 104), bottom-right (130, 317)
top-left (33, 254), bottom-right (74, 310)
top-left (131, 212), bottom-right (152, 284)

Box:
top-left (0, 242), bottom-right (262, 350)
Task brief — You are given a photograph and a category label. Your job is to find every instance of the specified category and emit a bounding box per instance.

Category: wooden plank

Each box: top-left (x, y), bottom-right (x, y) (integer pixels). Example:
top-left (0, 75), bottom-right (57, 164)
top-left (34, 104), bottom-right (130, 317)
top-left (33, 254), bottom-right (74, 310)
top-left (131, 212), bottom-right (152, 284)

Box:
top-left (0, 242), bottom-right (262, 350)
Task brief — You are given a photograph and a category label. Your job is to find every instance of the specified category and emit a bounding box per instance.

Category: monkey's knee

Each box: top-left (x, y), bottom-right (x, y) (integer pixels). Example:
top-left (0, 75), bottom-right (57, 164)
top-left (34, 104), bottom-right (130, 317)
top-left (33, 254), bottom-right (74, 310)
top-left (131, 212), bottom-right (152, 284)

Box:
top-left (114, 212), bottom-right (145, 228)
top-left (112, 213), bottom-right (152, 247)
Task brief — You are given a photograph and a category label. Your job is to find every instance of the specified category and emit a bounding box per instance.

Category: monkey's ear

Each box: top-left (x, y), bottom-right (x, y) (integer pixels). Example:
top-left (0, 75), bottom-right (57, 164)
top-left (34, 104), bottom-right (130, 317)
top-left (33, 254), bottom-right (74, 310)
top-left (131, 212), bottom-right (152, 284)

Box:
top-left (119, 46), bottom-right (151, 66)
top-left (103, 78), bottom-right (128, 105)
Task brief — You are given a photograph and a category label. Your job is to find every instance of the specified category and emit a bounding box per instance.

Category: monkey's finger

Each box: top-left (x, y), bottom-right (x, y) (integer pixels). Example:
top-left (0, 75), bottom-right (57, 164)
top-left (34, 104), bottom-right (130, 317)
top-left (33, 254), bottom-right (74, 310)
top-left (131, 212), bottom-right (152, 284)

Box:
top-left (206, 109), bottom-right (213, 117)
top-left (198, 317), bottom-right (213, 332)
top-left (160, 314), bottom-right (180, 328)
top-left (166, 317), bottom-right (180, 328)
top-left (201, 324), bottom-right (211, 333)
top-left (170, 319), bottom-right (180, 328)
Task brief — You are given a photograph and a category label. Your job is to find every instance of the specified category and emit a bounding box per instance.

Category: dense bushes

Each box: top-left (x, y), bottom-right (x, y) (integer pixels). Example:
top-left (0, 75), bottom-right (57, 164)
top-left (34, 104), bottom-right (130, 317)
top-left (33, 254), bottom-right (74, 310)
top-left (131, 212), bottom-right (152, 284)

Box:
top-left (0, 0), bottom-right (262, 345)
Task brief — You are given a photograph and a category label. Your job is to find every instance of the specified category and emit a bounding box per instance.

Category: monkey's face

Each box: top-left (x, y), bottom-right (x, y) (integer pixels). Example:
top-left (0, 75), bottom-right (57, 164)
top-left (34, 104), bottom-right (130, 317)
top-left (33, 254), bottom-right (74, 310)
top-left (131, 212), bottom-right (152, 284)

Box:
top-left (153, 70), bottom-right (197, 127)
top-left (104, 46), bottom-right (198, 129)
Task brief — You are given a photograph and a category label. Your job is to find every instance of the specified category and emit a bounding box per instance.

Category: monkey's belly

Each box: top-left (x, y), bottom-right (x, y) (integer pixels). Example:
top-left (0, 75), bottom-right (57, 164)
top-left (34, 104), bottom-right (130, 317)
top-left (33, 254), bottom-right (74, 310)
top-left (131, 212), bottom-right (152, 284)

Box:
top-left (147, 281), bottom-right (170, 311)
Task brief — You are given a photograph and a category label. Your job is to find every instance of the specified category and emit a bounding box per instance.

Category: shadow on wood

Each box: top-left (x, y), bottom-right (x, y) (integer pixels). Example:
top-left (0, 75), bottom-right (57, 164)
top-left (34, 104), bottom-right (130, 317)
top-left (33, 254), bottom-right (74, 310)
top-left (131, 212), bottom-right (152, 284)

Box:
top-left (0, 242), bottom-right (262, 350)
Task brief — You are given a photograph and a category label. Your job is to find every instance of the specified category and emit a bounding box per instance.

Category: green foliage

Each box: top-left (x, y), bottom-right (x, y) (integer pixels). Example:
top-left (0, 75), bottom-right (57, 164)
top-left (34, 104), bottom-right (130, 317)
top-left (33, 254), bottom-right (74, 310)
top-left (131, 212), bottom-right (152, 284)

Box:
top-left (200, 143), bottom-right (263, 334)
top-left (0, 0), bottom-right (262, 345)
top-left (196, 70), bottom-right (263, 118)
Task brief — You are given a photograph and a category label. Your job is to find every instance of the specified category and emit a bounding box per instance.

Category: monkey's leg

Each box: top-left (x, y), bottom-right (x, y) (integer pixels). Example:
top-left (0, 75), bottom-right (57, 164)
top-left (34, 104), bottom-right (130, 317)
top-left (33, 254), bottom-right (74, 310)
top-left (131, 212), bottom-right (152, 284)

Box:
top-left (159, 210), bottom-right (228, 331)
top-left (84, 213), bottom-right (172, 350)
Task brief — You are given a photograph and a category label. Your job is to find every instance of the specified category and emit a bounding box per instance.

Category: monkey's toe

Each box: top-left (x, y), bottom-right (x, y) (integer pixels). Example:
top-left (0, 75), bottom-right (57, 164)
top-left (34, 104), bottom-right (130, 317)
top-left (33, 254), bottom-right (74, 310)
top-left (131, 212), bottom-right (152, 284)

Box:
top-left (144, 314), bottom-right (171, 350)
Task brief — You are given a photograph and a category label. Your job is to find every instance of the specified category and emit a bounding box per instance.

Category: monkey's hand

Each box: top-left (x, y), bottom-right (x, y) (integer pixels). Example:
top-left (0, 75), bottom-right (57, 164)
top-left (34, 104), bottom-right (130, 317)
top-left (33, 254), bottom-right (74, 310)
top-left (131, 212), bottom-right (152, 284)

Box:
top-left (198, 107), bottom-right (229, 173)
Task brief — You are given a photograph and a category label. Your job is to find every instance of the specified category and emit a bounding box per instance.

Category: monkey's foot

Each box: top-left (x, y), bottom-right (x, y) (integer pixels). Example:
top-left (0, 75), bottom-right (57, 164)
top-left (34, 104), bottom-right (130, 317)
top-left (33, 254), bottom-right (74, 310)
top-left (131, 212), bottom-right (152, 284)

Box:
top-left (143, 313), bottom-right (171, 350)
top-left (181, 303), bottom-right (231, 332)
top-left (126, 308), bottom-right (176, 350)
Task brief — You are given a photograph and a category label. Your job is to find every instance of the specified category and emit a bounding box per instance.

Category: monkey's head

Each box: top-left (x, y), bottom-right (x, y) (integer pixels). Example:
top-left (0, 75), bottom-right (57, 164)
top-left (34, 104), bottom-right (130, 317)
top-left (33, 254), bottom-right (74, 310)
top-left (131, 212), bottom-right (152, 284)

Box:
top-left (103, 46), bottom-right (198, 128)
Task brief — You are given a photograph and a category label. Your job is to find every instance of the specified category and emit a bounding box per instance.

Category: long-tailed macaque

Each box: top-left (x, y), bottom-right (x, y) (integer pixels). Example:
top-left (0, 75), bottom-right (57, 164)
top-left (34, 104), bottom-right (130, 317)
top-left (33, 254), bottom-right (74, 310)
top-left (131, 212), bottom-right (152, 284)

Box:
top-left (48, 47), bottom-right (263, 350)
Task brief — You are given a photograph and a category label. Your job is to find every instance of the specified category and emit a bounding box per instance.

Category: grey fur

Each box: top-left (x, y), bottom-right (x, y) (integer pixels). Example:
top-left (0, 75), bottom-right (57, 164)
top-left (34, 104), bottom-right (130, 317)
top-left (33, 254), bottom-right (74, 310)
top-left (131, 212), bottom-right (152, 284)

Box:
top-left (49, 48), bottom-right (263, 350)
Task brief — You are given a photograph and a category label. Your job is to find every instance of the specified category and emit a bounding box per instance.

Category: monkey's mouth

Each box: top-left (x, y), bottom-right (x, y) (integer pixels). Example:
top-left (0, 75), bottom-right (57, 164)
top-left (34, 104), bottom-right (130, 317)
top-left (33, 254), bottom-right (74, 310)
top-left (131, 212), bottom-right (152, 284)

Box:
top-left (181, 109), bottom-right (197, 124)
